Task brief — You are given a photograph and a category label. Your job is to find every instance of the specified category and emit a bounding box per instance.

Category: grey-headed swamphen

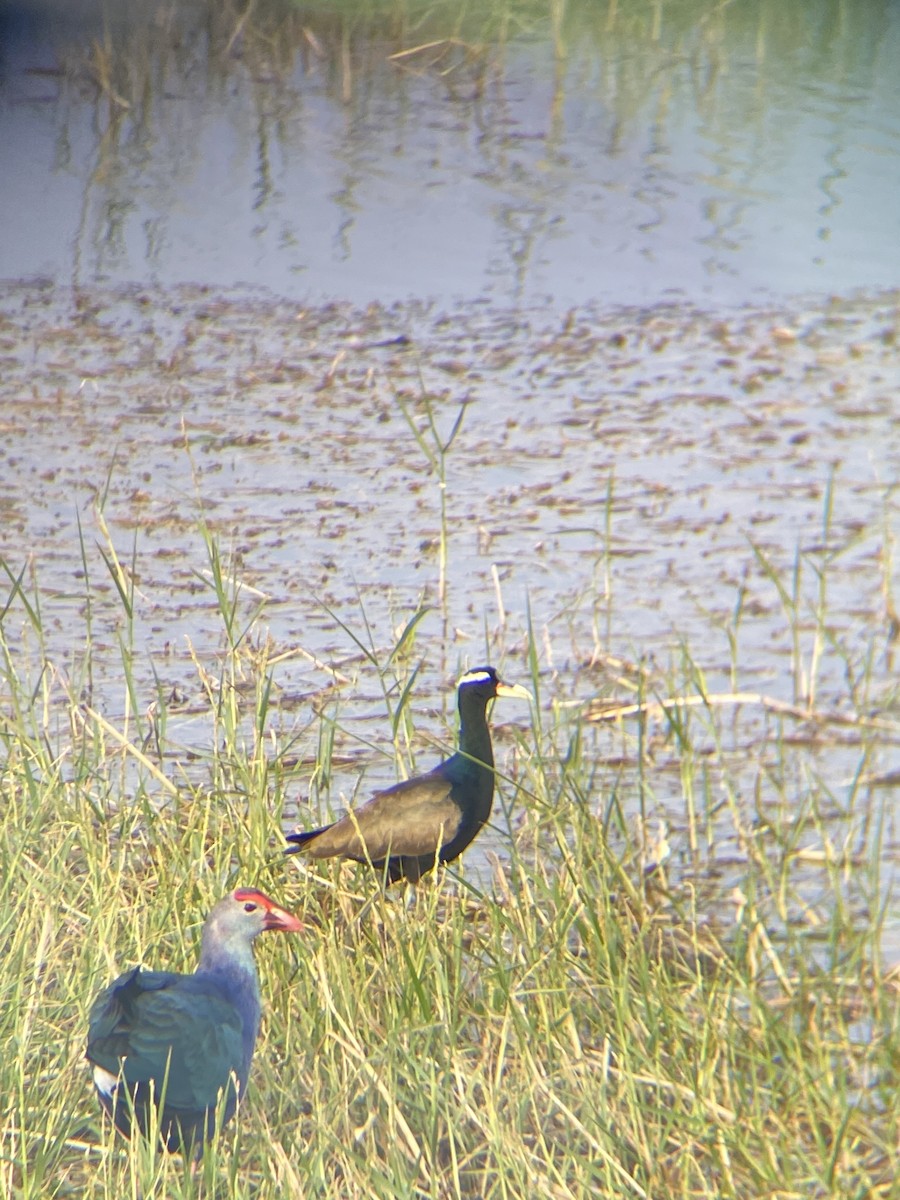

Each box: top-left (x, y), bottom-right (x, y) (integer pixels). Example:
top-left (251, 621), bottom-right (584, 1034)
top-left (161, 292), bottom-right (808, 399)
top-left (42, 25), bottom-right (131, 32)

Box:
top-left (87, 888), bottom-right (302, 1153)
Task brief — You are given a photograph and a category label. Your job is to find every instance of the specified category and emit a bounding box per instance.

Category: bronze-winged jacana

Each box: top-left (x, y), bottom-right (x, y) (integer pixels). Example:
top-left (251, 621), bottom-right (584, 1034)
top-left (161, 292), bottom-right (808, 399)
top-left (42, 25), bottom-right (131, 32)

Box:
top-left (284, 666), bottom-right (531, 882)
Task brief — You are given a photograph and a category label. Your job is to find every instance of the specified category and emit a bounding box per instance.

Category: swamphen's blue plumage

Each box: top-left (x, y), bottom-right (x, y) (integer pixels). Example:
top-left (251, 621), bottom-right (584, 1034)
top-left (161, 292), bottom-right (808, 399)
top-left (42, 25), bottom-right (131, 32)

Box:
top-left (284, 666), bottom-right (531, 882)
top-left (87, 888), bottom-right (301, 1153)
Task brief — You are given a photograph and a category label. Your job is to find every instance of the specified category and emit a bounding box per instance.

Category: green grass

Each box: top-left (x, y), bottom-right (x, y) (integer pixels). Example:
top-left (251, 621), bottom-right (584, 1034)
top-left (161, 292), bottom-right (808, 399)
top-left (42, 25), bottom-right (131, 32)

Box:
top-left (0, 539), bottom-right (897, 1199)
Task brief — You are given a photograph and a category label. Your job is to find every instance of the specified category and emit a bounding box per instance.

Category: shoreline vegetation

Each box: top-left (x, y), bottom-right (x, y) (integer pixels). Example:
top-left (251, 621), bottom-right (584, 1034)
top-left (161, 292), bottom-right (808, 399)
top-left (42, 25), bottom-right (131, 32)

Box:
top-left (1, 549), bottom-right (897, 1196)
top-left (62, 0), bottom-right (895, 118)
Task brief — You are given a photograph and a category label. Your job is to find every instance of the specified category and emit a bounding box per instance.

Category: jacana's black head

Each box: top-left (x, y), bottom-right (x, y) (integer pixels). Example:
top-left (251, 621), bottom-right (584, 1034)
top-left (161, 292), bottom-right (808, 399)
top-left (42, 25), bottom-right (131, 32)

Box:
top-left (456, 667), bottom-right (532, 708)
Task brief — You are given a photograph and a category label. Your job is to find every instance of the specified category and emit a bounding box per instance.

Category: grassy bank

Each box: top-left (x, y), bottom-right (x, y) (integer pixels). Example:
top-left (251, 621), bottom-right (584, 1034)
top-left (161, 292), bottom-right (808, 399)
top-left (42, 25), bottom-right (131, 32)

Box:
top-left (0, 551), bottom-right (897, 1200)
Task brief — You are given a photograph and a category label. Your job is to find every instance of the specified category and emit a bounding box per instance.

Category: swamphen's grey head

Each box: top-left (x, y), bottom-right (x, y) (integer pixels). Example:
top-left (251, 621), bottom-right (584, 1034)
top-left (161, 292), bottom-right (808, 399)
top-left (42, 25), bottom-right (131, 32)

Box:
top-left (205, 888), bottom-right (303, 942)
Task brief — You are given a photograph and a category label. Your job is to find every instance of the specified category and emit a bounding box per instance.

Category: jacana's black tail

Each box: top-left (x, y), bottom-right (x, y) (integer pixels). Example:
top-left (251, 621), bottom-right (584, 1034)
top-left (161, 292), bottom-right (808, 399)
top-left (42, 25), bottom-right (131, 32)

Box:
top-left (283, 826), bottom-right (331, 855)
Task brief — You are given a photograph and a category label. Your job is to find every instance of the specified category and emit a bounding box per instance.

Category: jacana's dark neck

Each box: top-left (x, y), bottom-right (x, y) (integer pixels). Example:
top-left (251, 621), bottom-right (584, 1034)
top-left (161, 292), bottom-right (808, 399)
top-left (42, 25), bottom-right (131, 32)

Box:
top-left (458, 694), bottom-right (493, 770)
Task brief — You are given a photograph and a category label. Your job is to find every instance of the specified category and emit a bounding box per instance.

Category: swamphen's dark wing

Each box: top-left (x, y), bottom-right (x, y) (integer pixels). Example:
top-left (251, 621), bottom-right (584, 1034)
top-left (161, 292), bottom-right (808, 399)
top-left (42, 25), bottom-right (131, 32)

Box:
top-left (88, 967), bottom-right (245, 1141)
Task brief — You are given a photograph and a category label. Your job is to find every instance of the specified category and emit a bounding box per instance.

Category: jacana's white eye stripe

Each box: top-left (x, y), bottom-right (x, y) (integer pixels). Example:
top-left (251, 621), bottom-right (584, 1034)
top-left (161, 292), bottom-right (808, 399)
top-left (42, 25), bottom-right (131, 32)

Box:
top-left (458, 670), bottom-right (494, 685)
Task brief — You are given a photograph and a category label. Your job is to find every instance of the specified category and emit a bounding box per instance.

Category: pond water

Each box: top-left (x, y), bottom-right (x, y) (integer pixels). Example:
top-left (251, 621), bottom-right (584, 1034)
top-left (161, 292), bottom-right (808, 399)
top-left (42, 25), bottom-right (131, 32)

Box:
top-left (0, 1), bottom-right (897, 952)
top-left (1, 0), bottom-right (899, 306)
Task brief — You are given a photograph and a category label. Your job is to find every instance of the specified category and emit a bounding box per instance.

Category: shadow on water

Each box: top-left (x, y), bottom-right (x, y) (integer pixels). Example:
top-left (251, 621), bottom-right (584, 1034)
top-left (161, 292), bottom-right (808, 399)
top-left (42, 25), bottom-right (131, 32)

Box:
top-left (1, 0), bottom-right (899, 303)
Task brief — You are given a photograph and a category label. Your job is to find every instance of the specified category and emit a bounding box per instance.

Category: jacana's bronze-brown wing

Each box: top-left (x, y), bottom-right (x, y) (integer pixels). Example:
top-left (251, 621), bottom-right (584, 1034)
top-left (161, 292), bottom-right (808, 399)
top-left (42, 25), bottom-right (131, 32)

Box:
top-left (303, 772), bottom-right (463, 862)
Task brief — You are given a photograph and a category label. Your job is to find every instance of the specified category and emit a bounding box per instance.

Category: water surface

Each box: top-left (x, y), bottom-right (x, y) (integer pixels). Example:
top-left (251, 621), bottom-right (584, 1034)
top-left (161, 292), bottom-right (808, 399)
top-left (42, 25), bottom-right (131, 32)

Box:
top-left (1, 0), bottom-right (898, 305)
top-left (0, 281), bottom-right (896, 953)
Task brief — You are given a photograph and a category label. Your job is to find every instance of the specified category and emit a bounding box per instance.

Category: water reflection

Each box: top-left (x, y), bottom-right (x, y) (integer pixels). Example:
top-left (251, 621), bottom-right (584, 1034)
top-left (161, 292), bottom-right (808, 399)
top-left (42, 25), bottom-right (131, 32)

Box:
top-left (0, 0), bottom-right (898, 304)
